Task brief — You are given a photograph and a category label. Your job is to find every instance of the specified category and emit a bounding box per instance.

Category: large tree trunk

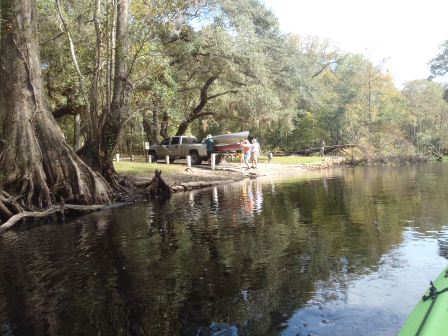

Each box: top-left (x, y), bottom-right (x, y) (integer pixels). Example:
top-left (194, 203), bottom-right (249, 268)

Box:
top-left (80, 0), bottom-right (130, 181)
top-left (160, 112), bottom-right (170, 138)
top-left (77, 0), bottom-right (104, 173)
top-left (142, 109), bottom-right (161, 145)
top-left (152, 107), bottom-right (161, 143)
top-left (0, 0), bottom-right (109, 215)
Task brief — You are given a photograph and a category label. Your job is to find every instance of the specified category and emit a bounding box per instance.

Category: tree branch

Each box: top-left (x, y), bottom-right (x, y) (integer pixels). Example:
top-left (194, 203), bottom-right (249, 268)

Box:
top-left (55, 0), bottom-right (84, 82)
top-left (208, 89), bottom-right (238, 100)
top-left (192, 75), bottom-right (218, 114)
top-left (312, 55), bottom-right (347, 78)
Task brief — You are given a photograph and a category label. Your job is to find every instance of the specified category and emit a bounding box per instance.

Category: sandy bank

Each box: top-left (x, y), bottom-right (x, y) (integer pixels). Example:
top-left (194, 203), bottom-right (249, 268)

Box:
top-left (132, 157), bottom-right (344, 188)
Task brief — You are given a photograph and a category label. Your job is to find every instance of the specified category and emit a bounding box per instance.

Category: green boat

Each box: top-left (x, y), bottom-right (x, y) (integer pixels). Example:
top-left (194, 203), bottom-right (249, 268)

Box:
top-left (399, 266), bottom-right (448, 336)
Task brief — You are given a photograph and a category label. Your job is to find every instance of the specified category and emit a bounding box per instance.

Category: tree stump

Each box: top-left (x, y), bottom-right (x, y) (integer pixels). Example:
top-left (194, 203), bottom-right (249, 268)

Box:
top-left (147, 170), bottom-right (171, 200)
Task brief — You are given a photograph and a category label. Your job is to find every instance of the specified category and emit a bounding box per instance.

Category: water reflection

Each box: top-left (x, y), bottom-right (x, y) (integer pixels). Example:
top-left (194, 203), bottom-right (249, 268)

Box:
top-left (1, 164), bottom-right (448, 335)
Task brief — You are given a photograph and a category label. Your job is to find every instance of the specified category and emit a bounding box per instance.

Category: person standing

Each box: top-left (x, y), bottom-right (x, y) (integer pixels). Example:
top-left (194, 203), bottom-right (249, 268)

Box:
top-left (238, 139), bottom-right (244, 165)
top-left (320, 140), bottom-right (326, 157)
top-left (250, 138), bottom-right (261, 168)
top-left (241, 139), bottom-right (251, 169)
top-left (205, 134), bottom-right (214, 162)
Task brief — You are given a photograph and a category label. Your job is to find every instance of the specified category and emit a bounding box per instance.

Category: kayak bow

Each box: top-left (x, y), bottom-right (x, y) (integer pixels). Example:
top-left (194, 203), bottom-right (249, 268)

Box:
top-left (399, 267), bottom-right (448, 336)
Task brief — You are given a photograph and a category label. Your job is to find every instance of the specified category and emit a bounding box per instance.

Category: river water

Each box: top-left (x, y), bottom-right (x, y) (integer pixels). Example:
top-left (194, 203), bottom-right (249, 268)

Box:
top-left (1, 164), bottom-right (448, 336)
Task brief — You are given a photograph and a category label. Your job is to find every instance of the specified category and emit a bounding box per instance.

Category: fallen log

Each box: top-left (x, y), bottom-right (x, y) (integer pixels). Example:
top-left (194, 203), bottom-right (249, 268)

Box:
top-left (428, 143), bottom-right (443, 161)
top-left (170, 185), bottom-right (186, 192)
top-left (219, 167), bottom-right (245, 173)
top-left (134, 168), bottom-right (241, 194)
top-left (134, 180), bottom-right (151, 188)
top-left (169, 180), bottom-right (236, 192)
top-left (293, 144), bottom-right (357, 156)
top-left (181, 181), bottom-right (202, 189)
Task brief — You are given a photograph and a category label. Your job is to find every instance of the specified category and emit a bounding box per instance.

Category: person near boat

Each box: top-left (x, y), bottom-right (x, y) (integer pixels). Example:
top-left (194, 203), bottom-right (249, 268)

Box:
top-left (205, 134), bottom-right (214, 161)
top-left (241, 139), bottom-right (251, 169)
top-left (238, 139), bottom-right (244, 165)
top-left (250, 138), bottom-right (261, 168)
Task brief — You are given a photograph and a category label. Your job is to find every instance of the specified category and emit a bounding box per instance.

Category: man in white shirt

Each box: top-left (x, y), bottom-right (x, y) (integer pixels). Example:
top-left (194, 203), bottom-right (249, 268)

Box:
top-left (250, 138), bottom-right (261, 168)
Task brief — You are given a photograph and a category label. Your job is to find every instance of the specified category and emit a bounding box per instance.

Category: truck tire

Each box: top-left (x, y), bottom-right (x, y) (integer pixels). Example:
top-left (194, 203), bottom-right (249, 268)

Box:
top-left (190, 151), bottom-right (202, 165)
top-left (149, 151), bottom-right (158, 163)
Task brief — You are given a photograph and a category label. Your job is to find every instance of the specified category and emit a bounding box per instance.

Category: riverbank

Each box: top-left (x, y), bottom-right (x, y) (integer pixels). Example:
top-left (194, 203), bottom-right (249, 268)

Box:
top-left (116, 156), bottom-right (344, 188)
top-left (0, 156), bottom-right (339, 232)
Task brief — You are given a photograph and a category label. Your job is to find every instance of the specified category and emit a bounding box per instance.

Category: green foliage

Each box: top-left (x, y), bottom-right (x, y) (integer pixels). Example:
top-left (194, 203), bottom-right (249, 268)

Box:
top-left (402, 80), bottom-right (448, 153)
top-left (34, 0), bottom-right (448, 160)
top-left (430, 40), bottom-right (448, 79)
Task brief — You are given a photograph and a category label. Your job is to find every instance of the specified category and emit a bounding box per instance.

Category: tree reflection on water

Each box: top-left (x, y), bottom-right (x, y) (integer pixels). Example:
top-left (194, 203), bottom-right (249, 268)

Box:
top-left (1, 165), bottom-right (448, 335)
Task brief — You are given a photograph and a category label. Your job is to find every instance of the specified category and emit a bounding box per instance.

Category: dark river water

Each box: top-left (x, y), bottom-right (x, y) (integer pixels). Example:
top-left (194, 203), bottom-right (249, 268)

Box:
top-left (2, 164), bottom-right (448, 336)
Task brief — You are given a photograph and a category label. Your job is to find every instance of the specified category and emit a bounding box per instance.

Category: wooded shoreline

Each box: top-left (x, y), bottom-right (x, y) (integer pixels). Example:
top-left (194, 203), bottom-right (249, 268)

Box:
top-left (0, 151), bottom-right (437, 232)
top-left (1, 0), bottom-right (446, 238)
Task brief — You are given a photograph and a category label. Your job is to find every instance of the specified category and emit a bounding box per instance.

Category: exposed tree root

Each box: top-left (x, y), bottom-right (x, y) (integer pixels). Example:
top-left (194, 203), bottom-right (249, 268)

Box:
top-left (0, 190), bottom-right (24, 221)
top-left (134, 181), bottom-right (152, 188)
top-left (105, 172), bottom-right (131, 193)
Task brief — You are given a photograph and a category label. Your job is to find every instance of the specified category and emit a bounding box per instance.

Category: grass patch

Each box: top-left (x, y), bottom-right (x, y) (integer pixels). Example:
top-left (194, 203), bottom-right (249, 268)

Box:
top-left (114, 161), bottom-right (185, 176)
top-left (258, 155), bottom-right (325, 165)
top-left (114, 155), bottom-right (327, 176)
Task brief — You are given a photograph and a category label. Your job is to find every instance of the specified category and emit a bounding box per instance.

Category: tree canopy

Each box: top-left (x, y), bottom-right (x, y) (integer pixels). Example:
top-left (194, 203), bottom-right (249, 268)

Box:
top-left (27, 0), bottom-right (448, 160)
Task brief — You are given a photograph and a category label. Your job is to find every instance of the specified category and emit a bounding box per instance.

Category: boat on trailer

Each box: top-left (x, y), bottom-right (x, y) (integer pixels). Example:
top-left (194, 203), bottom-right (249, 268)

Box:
top-left (211, 131), bottom-right (249, 145)
top-left (202, 131), bottom-right (249, 153)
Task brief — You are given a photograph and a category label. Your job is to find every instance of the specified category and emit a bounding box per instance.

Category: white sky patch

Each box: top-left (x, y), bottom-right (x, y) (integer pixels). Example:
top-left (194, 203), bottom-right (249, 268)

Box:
top-left (262, 0), bottom-right (448, 88)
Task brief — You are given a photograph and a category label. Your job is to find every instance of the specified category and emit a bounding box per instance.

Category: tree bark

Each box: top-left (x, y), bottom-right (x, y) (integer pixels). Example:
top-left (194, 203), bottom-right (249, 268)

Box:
top-left (73, 113), bottom-right (81, 150)
top-left (152, 106), bottom-right (161, 143)
top-left (77, 0), bottom-right (103, 169)
top-left (0, 0), bottom-right (109, 213)
top-left (79, 0), bottom-right (131, 181)
top-left (101, 0), bottom-right (130, 176)
top-left (160, 112), bottom-right (170, 138)
top-left (142, 109), bottom-right (161, 145)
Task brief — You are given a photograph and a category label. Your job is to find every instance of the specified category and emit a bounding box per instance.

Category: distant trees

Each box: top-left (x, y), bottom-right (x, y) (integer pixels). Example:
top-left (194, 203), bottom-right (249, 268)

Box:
top-left (430, 41), bottom-right (448, 80)
top-left (402, 80), bottom-right (448, 154)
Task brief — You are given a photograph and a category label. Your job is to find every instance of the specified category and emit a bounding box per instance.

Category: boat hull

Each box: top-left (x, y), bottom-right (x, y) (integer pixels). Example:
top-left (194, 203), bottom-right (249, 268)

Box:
top-left (214, 143), bottom-right (241, 153)
top-left (399, 266), bottom-right (448, 336)
top-left (212, 131), bottom-right (249, 145)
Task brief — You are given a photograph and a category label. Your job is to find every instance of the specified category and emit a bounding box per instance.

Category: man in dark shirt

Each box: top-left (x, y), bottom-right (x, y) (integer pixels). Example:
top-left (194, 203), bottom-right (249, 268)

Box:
top-left (205, 134), bottom-right (214, 160)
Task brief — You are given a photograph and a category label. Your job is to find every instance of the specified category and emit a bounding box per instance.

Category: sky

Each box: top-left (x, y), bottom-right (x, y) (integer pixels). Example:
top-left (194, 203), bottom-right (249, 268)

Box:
top-left (262, 0), bottom-right (448, 88)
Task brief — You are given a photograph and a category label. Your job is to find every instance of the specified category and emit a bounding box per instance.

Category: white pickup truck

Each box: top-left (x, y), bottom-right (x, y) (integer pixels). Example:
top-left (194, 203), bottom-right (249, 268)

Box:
top-left (148, 136), bottom-right (209, 165)
top-left (148, 131), bottom-right (249, 165)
